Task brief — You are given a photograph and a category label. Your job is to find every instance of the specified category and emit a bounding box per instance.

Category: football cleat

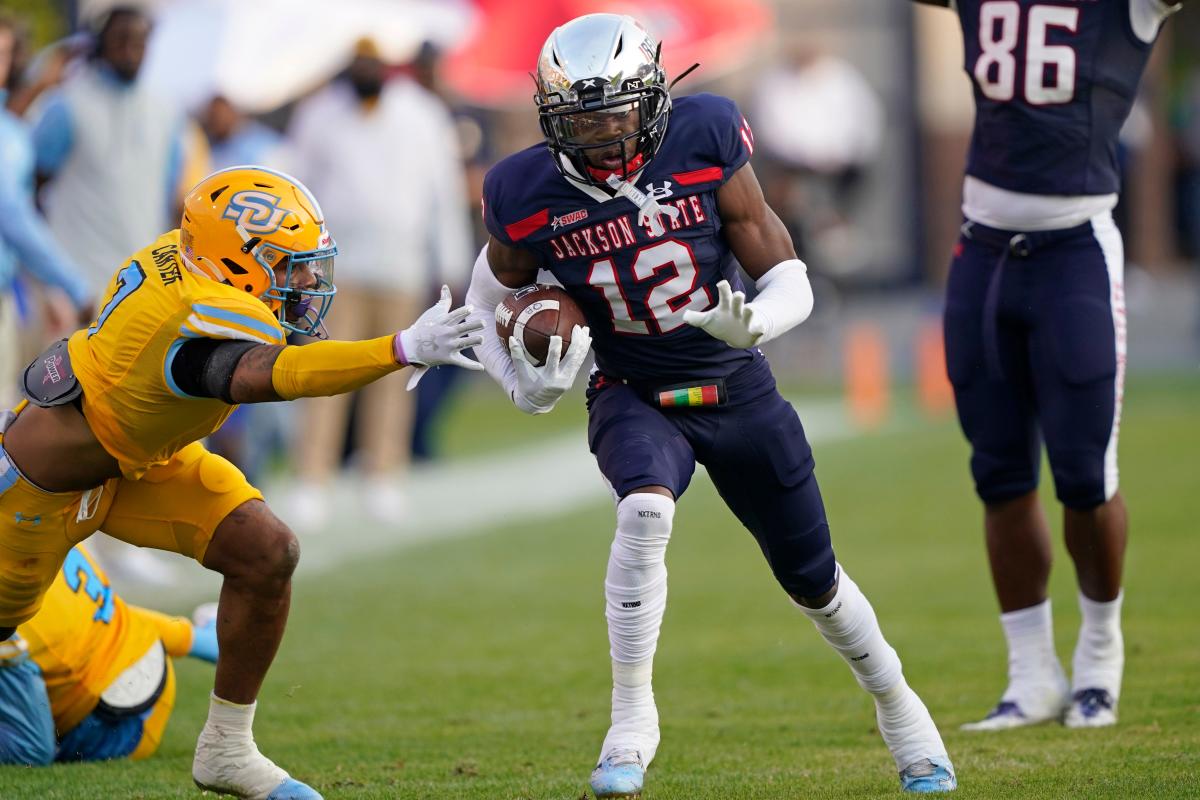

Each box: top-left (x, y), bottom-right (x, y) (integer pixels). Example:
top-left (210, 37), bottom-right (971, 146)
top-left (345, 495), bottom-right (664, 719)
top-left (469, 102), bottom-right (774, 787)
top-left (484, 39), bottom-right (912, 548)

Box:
top-left (1063, 688), bottom-right (1117, 728)
top-left (960, 678), bottom-right (1069, 731)
top-left (589, 748), bottom-right (646, 799)
top-left (900, 758), bottom-right (958, 793)
top-left (193, 732), bottom-right (321, 800)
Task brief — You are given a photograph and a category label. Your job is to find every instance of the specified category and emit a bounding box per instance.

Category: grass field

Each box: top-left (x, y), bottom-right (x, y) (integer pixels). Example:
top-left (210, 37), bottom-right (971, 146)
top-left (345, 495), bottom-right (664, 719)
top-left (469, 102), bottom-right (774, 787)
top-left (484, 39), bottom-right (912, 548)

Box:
top-left (4, 374), bottom-right (1198, 799)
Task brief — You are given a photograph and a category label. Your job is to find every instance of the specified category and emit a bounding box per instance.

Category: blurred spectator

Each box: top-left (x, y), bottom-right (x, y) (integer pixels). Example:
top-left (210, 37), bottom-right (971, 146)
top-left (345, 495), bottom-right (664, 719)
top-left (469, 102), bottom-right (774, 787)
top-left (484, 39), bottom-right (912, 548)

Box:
top-left (27, 6), bottom-right (187, 585)
top-left (0, 14), bottom-right (91, 405)
top-left (407, 41), bottom-right (495, 461)
top-left (285, 37), bottom-right (471, 527)
top-left (1178, 67), bottom-right (1200, 260)
top-left (199, 94), bottom-right (286, 171)
top-left (30, 6), bottom-right (188, 298)
top-left (752, 47), bottom-right (884, 279)
top-left (197, 93), bottom-right (289, 482)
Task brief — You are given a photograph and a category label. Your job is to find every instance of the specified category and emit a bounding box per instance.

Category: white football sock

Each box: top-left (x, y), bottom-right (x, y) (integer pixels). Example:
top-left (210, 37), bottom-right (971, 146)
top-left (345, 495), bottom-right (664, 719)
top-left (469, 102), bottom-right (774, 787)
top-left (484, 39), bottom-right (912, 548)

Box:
top-left (797, 566), bottom-right (946, 771)
top-left (1072, 590), bottom-right (1124, 697)
top-left (193, 694), bottom-right (288, 800)
top-left (600, 659), bottom-right (659, 765)
top-left (999, 600), bottom-right (1067, 707)
top-left (795, 566), bottom-right (902, 694)
top-left (600, 493), bottom-right (674, 765)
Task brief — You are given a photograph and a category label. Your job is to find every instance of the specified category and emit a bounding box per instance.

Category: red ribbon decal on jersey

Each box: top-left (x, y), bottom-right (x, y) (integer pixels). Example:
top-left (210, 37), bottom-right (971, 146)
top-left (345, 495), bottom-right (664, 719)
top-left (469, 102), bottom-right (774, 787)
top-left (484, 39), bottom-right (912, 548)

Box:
top-left (504, 208), bottom-right (550, 242)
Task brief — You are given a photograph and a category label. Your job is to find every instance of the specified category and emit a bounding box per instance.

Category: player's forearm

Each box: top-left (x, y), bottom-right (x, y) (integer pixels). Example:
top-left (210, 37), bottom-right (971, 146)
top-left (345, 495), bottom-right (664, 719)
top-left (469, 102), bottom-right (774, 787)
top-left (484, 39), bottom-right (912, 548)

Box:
top-left (269, 336), bottom-right (401, 401)
top-left (716, 165), bottom-right (798, 279)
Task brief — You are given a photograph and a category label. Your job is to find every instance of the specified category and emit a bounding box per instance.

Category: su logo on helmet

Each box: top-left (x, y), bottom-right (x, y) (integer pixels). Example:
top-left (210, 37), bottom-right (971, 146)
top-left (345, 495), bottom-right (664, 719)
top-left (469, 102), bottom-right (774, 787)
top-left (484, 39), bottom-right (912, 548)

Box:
top-left (222, 190), bottom-right (288, 235)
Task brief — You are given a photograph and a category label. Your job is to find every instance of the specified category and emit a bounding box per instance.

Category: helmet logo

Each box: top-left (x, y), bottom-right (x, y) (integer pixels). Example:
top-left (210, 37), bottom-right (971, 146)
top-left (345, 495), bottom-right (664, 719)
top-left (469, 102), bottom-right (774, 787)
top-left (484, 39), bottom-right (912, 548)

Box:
top-left (222, 190), bottom-right (288, 235)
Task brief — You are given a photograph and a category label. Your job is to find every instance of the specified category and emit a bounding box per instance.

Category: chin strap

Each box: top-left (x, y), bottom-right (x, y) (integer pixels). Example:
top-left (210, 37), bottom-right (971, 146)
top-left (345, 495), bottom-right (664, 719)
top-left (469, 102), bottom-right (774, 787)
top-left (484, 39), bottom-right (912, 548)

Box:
top-left (605, 174), bottom-right (680, 237)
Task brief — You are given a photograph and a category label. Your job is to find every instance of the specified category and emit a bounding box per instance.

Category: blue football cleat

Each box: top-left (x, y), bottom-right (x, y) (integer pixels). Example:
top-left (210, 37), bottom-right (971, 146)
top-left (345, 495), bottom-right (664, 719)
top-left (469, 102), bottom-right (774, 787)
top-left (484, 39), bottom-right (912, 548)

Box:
top-left (900, 758), bottom-right (957, 793)
top-left (589, 749), bottom-right (645, 798)
top-left (265, 777), bottom-right (323, 799)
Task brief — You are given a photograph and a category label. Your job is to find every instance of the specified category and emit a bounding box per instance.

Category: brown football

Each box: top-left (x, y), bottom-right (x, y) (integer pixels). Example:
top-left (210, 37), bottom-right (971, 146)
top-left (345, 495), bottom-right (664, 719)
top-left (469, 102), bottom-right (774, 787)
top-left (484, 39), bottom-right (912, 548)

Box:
top-left (496, 284), bottom-right (586, 367)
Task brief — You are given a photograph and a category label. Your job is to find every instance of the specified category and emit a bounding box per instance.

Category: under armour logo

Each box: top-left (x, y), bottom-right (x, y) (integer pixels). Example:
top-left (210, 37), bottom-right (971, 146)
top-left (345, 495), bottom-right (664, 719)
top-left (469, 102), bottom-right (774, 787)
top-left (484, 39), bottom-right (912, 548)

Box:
top-left (606, 175), bottom-right (680, 237)
top-left (581, 79), bottom-right (597, 88)
top-left (645, 181), bottom-right (673, 201)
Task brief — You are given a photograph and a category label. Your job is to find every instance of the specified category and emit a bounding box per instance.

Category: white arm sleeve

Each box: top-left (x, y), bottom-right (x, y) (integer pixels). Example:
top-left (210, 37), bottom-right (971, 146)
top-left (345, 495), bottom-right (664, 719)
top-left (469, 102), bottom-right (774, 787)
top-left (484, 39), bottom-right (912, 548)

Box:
top-left (748, 259), bottom-right (814, 344)
top-left (464, 244), bottom-right (544, 413)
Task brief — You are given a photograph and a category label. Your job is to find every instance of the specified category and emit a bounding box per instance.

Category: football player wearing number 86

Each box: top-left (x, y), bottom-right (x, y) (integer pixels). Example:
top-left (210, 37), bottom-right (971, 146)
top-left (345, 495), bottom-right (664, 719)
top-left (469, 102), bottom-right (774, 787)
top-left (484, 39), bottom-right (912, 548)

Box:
top-left (912, 0), bottom-right (1186, 731)
top-left (466, 13), bottom-right (955, 797)
top-left (0, 165), bottom-right (483, 799)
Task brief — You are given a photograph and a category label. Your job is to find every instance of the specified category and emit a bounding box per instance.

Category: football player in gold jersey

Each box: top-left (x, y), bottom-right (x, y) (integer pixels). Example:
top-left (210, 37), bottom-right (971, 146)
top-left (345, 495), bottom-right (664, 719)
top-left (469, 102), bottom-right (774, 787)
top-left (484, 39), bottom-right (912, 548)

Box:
top-left (0, 165), bottom-right (483, 799)
top-left (0, 545), bottom-right (218, 766)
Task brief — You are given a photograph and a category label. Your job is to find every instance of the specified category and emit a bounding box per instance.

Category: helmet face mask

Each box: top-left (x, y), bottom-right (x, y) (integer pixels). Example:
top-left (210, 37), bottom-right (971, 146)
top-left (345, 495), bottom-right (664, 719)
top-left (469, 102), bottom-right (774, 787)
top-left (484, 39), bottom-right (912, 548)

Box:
top-left (181, 166), bottom-right (338, 337)
top-left (535, 14), bottom-right (670, 188)
top-left (264, 251), bottom-right (336, 335)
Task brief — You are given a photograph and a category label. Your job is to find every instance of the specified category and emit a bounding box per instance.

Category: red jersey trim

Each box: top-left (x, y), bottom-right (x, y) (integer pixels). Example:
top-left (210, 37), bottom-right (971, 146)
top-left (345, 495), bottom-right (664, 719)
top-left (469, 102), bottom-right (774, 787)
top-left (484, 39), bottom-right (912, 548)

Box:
top-left (505, 209), bottom-right (550, 241)
top-left (671, 167), bottom-right (724, 186)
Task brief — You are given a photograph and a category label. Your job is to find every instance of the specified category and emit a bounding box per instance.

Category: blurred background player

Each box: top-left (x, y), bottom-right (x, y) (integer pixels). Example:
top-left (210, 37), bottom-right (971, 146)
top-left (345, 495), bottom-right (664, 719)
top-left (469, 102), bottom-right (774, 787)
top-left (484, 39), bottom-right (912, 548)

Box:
top-left (0, 545), bottom-right (218, 766)
top-left (0, 164), bottom-right (482, 799)
top-left (467, 13), bottom-right (955, 797)
top-left (913, 0), bottom-right (1187, 730)
top-left (0, 13), bottom-right (92, 405)
top-left (285, 37), bottom-right (472, 528)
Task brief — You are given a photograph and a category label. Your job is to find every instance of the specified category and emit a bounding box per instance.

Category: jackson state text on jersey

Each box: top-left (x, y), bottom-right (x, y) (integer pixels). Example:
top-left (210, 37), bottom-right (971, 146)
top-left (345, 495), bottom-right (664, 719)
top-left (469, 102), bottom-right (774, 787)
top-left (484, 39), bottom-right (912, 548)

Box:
top-left (483, 94), bottom-right (756, 382)
top-left (958, 0), bottom-right (1158, 196)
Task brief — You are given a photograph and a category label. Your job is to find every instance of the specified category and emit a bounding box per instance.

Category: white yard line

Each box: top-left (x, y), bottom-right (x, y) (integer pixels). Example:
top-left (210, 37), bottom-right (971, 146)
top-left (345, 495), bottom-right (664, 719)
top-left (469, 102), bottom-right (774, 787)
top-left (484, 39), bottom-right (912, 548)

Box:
top-left (118, 399), bottom-right (854, 606)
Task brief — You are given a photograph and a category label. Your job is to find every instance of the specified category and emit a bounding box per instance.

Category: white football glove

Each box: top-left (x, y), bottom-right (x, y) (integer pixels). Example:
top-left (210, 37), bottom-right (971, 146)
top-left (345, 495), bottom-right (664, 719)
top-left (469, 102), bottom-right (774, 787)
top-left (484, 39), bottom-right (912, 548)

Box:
top-left (508, 324), bottom-right (592, 414)
top-left (397, 285), bottom-right (485, 390)
top-left (681, 280), bottom-right (765, 348)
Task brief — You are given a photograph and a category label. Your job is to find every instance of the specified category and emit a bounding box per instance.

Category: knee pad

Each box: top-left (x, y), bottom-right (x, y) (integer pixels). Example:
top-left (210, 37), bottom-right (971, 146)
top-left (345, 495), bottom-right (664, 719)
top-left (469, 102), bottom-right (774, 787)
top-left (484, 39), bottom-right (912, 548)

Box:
top-left (606, 493), bottom-right (675, 663)
top-left (610, 493), bottom-right (674, 580)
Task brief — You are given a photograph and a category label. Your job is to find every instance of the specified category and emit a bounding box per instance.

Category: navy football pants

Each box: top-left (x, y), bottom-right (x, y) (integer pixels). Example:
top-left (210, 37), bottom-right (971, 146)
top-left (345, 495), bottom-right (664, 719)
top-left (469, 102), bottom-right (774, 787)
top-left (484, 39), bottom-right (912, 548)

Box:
top-left (586, 354), bottom-right (837, 599)
top-left (943, 213), bottom-right (1126, 510)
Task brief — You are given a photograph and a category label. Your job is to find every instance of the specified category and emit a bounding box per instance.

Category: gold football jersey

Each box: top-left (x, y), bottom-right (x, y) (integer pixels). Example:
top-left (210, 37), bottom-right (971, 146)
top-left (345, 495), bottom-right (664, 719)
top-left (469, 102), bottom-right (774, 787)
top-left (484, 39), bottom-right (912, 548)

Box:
top-left (67, 230), bottom-right (285, 480)
top-left (18, 546), bottom-right (192, 733)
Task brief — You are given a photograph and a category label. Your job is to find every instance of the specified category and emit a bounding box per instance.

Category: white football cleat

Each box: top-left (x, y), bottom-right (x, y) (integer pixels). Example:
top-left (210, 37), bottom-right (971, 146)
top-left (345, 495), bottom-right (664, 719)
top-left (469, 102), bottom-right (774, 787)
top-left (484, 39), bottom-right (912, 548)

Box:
top-left (193, 727), bottom-right (321, 800)
top-left (960, 676), bottom-right (1069, 731)
top-left (1063, 688), bottom-right (1117, 728)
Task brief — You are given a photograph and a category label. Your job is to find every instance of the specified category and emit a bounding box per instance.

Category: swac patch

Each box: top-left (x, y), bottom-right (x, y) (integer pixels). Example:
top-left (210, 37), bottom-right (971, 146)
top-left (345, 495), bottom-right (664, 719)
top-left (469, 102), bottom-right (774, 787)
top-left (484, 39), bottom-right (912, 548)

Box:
top-left (222, 190), bottom-right (287, 235)
top-left (551, 209), bottom-right (588, 230)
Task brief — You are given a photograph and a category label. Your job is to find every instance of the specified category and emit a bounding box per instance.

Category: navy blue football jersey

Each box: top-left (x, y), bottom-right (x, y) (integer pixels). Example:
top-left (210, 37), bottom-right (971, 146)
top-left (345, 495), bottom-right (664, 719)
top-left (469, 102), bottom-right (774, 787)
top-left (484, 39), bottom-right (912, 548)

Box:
top-left (483, 93), bottom-right (756, 382)
top-left (958, 0), bottom-right (1160, 196)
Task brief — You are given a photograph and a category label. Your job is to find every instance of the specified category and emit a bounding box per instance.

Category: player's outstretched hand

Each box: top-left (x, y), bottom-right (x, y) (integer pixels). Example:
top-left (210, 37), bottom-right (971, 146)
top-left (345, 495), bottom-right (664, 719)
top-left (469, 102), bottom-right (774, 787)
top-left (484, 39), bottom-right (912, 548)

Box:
top-left (509, 324), bottom-right (592, 414)
top-left (397, 285), bottom-right (485, 389)
top-left (682, 279), bottom-right (765, 348)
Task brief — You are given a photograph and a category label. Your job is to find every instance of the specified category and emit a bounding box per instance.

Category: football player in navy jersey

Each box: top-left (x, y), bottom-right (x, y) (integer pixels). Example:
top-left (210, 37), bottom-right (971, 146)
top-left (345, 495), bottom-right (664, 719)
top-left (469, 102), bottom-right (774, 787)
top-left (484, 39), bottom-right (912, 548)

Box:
top-left (466, 13), bottom-right (955, 797)
top-left (913, 0), bottom-right (1186, 730)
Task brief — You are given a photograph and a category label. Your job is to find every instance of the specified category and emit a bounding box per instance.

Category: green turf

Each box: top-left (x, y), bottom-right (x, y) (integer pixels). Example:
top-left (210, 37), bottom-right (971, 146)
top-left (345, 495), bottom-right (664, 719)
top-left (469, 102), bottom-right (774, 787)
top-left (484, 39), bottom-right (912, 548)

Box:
top-left (4, 375), bottom-right (1198, 799)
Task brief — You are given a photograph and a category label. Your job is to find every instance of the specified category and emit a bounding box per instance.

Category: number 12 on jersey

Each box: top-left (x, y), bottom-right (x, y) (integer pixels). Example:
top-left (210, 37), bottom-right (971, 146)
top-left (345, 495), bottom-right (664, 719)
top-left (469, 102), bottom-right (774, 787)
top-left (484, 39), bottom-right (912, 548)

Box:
top-left (586, 239), bottom-right (712, 335)
top-left (976, 2), bottom-right (1079, 105)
